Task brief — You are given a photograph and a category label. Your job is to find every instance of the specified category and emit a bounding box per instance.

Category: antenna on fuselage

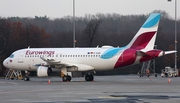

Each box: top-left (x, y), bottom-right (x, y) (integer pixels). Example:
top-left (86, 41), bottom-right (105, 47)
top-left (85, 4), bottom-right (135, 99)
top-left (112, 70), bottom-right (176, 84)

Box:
top-left (28, 46), bottom-right (30, 49)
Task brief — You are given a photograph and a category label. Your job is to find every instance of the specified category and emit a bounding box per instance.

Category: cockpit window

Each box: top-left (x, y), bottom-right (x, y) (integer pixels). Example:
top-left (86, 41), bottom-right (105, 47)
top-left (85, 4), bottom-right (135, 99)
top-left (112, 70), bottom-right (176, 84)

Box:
top-left (9, 54), bottom-right (14, 58)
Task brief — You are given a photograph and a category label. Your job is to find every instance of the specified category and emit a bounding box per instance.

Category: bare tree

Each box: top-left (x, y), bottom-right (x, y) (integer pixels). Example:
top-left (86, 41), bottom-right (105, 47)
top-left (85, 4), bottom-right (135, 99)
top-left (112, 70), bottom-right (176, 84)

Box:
top-left (83, 19), bottom-right (101, 47)
top-left (0, 19), bottom-right (11, 76)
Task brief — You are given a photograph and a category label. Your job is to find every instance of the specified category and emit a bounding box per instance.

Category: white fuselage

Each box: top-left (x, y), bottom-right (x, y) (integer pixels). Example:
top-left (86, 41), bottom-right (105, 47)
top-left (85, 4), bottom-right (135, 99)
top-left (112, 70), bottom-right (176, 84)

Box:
top-left (3, 47), bottom-right (126, 71)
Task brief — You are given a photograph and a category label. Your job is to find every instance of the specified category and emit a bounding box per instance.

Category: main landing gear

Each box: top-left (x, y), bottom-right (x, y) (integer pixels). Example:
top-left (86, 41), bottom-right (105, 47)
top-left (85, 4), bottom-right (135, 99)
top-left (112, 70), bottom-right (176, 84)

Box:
top-left (61, 67), bottom-right (95, 82)
top-left (85, 74), bottom-right (94, 81)
top-left (62, 75), bottom-right (72, 82)
top-left (62, 74), bottom-right (94, 82)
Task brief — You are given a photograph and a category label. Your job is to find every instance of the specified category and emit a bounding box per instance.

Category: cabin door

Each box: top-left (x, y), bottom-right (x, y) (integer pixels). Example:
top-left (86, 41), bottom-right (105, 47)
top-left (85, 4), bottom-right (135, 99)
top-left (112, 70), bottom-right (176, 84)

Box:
top-left (18, 51), bottom-right (24, 63)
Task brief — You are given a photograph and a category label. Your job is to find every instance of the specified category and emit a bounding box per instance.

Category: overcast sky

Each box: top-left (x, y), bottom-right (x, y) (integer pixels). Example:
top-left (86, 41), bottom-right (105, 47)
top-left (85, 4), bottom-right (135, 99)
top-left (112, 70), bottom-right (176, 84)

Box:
top-left (0, 0), bottom-right (179, 19)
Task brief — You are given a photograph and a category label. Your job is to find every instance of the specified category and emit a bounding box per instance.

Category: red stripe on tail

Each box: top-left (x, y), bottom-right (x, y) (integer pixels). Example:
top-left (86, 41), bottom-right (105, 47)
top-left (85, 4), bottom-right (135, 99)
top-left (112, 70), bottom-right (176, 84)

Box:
top-left (130, 31), bottom-right (156, 49)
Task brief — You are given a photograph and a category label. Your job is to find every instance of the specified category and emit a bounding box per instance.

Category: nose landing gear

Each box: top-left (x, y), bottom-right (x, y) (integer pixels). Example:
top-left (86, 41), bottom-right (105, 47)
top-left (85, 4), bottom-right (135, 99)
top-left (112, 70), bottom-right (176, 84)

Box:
top-left (24, 71), bottom-right (30, 81)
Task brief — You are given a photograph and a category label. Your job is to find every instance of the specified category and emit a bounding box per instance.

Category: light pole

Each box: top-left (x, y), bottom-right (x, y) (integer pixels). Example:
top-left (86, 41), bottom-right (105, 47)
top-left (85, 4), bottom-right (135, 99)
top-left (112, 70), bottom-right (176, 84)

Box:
top-left (175, 0), bottom-right (177, 70)
top-left (73, 0), bottom-right (76, 48)
top-left (168, 0), bottom-right (177, 70)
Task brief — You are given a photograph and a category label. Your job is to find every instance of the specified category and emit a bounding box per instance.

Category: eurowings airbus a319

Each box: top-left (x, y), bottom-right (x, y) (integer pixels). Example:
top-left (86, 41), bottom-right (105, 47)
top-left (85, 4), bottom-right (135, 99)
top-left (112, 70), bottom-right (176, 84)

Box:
top-left (3, 13), bottom-right (176, 82)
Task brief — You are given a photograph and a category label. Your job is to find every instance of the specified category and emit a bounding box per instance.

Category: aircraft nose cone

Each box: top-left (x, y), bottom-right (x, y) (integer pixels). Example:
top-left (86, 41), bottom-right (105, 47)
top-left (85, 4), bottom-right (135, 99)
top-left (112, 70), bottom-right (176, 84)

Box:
top-left (3, 58), bottom-right (8, 68)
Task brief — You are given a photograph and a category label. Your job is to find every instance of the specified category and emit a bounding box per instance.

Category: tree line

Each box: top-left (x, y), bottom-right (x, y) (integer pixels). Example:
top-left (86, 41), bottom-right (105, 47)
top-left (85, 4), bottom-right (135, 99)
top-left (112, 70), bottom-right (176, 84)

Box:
top-left (0, 10), bottom-right (180, 76)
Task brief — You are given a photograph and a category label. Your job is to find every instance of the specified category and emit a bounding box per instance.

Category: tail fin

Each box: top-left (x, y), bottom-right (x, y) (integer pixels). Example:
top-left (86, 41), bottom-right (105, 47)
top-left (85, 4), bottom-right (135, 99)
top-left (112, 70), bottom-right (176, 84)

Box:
top-left (126, 13), bottom-right (161, 50)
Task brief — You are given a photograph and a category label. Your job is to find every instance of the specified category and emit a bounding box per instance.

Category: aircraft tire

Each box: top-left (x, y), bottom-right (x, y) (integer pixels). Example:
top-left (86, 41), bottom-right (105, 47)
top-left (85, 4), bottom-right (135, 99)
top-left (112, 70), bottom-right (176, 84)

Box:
top-left (24, 76), bottom-right (30, 81)
top-left (67, 75), bottom-right (71, 81)
top-left (85, 75), bottom-right (94, 81)
top-left (62, 75), bottom-right (71, 82)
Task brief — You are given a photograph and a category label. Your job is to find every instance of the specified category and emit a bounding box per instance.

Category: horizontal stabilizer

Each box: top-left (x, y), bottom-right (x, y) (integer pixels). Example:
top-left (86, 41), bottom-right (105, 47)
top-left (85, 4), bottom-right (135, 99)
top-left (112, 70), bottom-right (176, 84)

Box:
top-left (136, 50), bottom-right (148, 56)
top-left (164, 51), bottom-right (177, 55)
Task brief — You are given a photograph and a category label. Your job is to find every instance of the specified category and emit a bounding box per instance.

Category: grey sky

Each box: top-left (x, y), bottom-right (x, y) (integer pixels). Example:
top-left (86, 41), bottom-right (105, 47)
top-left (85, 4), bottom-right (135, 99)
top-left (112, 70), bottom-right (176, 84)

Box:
top-left (0, 0), bottom-right (179, 19)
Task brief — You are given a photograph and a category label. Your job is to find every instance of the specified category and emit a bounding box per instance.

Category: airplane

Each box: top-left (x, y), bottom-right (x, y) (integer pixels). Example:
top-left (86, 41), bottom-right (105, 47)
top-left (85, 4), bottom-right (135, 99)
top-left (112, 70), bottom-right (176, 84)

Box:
top-left (3, 13), bottom-right (176, 82)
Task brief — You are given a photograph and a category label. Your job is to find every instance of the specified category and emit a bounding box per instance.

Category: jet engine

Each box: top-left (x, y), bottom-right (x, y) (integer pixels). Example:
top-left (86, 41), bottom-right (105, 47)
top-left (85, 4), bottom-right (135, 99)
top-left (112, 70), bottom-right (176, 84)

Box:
top-left (37, 66), bottom-right (52, 77)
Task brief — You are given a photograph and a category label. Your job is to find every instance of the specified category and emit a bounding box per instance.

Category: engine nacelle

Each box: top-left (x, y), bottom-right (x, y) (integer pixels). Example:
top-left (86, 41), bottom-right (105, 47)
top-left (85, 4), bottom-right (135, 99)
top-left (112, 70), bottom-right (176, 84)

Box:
top-left (37, 66), bottom-right (52, 77)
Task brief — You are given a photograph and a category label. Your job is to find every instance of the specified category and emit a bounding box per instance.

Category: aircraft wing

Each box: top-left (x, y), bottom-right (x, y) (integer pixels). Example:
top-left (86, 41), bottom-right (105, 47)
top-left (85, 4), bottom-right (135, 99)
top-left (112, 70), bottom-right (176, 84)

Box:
top-left (34, 57), bottom-right (63, 67)
top-left (40, 57), bottom-right (61, 64)
top-left (37, 57), bottom-right (94, 71)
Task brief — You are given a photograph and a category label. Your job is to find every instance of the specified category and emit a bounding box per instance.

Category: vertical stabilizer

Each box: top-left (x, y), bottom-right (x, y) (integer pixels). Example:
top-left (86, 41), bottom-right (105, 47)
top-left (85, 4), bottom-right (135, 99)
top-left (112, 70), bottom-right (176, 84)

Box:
top-left (126, 13), bottom-right (161, 50)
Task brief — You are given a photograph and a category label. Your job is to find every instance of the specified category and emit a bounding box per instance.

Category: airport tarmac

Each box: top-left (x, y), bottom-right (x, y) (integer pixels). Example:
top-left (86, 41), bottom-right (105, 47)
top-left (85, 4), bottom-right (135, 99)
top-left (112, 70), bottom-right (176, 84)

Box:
top-left (0, 75), bottom-right (180, 103)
